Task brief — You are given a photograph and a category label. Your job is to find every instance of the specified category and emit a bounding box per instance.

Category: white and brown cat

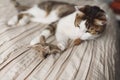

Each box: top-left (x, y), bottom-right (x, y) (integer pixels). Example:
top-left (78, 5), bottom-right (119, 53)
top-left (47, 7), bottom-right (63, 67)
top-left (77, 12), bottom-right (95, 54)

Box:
top-left (8, 0), bottom-right (107, 57)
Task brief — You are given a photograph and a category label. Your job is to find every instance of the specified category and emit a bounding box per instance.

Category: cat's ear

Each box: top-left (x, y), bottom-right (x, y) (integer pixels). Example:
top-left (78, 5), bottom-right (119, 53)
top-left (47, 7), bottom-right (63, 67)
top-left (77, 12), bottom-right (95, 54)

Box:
top-left (75, 5), bottom-right (90, 13)
top-left (75, 6), bottom-right (84, 12)
top-left (75, 6), bottom-right (80, 11)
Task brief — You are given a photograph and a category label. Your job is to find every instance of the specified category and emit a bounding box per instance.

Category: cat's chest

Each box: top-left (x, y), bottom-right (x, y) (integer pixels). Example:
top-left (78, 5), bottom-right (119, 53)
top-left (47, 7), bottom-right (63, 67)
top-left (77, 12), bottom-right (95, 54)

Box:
top-left (71, 20), bottom-right (91, 39)
top-left (57, 18), bottom-right (90, 39)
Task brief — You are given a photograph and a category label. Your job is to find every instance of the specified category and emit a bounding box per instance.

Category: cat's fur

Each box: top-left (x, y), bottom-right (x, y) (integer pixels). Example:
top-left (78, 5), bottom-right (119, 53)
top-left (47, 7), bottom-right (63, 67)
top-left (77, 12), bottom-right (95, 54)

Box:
top-left (32, 36), bottom-right (61, 58)
top-left (8, 0), bottom-right (107, 56)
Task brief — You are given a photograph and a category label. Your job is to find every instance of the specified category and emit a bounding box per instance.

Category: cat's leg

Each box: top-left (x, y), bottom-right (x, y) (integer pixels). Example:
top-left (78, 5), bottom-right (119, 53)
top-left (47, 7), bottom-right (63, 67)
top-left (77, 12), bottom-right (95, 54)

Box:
top-left (17, 13), bottom-right (31, 26)
top-left (56, 32), bottom-right (69, 51)
top-left (30, 12), bottom-right (59, 24)
top-left (30, 22), bottom-right (57, 45)
top-left (30, 29), bottom-right (51, 45)
top-left (7, 13), bottom-right (31, 26)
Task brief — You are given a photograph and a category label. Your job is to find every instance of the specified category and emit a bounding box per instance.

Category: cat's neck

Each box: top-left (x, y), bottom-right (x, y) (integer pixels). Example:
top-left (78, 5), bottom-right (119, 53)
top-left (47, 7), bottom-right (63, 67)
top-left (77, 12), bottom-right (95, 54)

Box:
top-left (61, 11), bottom-right (78, 27)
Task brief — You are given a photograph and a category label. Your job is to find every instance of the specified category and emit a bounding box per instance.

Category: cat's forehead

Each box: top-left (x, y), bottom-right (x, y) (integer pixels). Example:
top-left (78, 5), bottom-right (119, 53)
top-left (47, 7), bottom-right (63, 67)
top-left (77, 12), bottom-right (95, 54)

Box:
top-left (79, 5), bottom-right (104, 12)
top-left (76, 5), bottom-right (105, 17)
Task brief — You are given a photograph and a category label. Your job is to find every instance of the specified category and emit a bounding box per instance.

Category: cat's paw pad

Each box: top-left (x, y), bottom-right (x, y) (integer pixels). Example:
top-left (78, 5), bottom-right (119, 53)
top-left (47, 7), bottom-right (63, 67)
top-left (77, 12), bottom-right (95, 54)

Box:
top-left (30, 37), bottom-right (40, 46)
top-left (57, 43), bottom-right (65, 51)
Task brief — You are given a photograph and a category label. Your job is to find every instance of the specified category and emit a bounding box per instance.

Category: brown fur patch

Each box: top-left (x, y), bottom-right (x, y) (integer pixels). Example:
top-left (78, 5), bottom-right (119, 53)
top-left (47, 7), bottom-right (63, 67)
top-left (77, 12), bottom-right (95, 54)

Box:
top-left (74, 38), bottom-right (83, 45)
top-left (16, 13), bottom-right (33, 25)
top-left (46, 21), bottom-right (58, 35)
top-left (74, 13), bottom-right (84, 27)
top-left (17, 6), bottom-right (31, 12)
top-left (11, 0), bottom-right (31, 12)
top-left (18, 13), bottom-right (32, 20)
top-left (56, 5), bottom-right (75, 18)
top-left (94, 19), bottom-right (107, 25)
top-left (39, 1), bottom-right (75, 18)
top-left (86, 25), bottom-right (105, 35)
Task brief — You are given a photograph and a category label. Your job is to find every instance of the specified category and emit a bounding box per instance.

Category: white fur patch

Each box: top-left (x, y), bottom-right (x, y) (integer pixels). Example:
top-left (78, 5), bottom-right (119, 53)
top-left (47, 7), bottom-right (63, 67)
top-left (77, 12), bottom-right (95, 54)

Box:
top-left (30, 10), bottom-right (59, 24)
top-left (79, 21), bottom-right (99, 40)
top-left (25, 5), bottom-right (59, 24)
top-left (56, 12), bottom-right (78, 39)
top-left (41, 30), bottom-right (51, 38)
top-left (55, 12), bottom-right (78, 50)
top-left (57, 43), bottom-right (66, 51)
top-left (30, 30), bottom-right (51, 45)
top-left (17, 15), bottom-right (30, 26)
top-left (80, 33), bottom-right (95, 40)
top-left (8, 4), bottom-right (59, 26)
top-left (30, 36), bottom-right (41, 46)
top-left (79, 20), bottom-right (87, 32)
top-left (26, 5), bottom-right (46, 17)
top-left (56, 12), bottom-right (88, 40)
top-left (8, 15), bottom-right (18, 26)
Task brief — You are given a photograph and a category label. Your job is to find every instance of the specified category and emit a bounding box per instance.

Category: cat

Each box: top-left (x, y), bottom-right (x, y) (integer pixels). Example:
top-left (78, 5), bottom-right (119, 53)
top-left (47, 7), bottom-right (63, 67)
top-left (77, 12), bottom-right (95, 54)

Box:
top-left (8, 0), bottom-right (107, 56)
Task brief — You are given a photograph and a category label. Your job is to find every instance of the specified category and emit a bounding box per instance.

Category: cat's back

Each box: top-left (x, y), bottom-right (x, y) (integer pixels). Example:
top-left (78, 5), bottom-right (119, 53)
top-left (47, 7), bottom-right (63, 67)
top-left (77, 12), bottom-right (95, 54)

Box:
top-left (38, 1), bottom-right (76, 18)
top-left (38, 1), bottom-right (75, 10)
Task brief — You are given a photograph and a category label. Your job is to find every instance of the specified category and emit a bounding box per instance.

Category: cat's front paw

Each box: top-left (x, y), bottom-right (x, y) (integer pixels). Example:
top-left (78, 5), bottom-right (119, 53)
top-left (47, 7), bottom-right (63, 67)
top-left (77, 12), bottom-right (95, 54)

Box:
top-left (30, 36), bottom-right (40, 46)
top-left (57, 43), bottom-right (66, 51)
top-left (74, 38), bottom-right (83, 45)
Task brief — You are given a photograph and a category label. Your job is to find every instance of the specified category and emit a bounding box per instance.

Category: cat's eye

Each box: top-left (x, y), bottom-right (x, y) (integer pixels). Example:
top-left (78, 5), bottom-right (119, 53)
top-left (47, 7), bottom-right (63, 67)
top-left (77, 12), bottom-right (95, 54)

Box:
top-left (86, 31), bottom-right (89, 33)
top-left (96, 31), bottom-right (100, 34)
top-left (90, 27), bottom-right (94, 30)
top-left (77, 25), bottom-right (80, 28)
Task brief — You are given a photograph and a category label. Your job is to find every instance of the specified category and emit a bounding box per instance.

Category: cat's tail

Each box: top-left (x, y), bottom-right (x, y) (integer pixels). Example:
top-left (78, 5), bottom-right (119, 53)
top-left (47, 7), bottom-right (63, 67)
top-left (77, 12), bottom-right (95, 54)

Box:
top-left (10, 0), bottom-right (20, 8)
top-left (10, 0), bottom-right (30, 11)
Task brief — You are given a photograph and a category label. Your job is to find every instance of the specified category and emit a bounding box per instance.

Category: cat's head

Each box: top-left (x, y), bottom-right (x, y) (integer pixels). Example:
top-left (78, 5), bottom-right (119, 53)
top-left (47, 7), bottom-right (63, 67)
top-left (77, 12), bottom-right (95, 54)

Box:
top-left (74, 5), bottom-right (107, 35)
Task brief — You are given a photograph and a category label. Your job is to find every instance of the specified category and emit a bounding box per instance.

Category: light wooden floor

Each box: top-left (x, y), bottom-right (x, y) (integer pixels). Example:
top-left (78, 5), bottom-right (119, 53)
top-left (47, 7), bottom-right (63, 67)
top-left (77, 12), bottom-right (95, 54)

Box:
top-left (0, 0), bottom-right (117, 80)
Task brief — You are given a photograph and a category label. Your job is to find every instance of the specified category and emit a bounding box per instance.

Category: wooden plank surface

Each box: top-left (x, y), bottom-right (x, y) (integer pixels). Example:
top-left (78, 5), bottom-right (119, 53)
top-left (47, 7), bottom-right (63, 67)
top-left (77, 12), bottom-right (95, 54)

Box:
top-left (0, 0), bottom-right (117, 80)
